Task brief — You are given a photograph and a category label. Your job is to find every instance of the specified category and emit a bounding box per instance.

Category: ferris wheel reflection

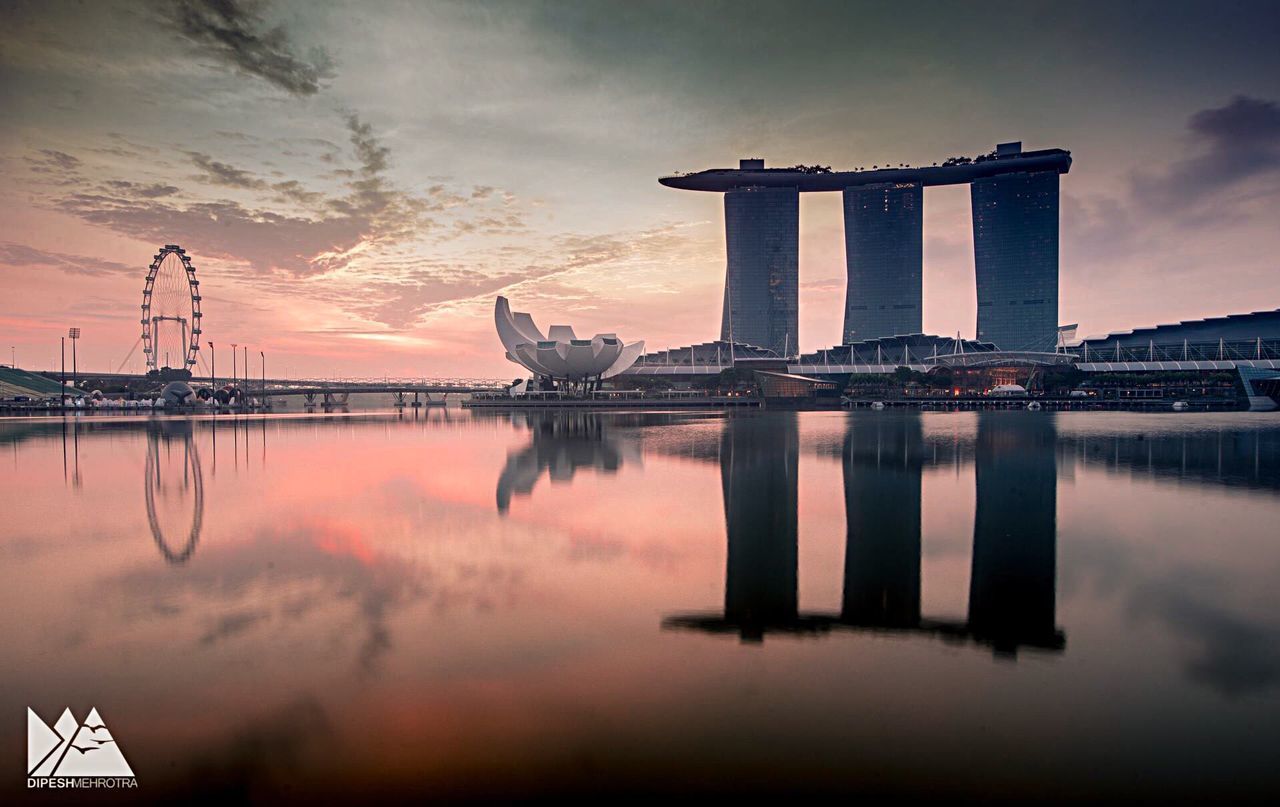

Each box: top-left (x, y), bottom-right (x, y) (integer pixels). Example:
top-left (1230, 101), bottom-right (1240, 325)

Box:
top-left (145, 422), bottom-right (204, 564)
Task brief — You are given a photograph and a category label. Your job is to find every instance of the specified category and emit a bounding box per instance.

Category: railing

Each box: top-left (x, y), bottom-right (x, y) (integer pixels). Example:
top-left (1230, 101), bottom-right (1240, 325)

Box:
top-left (1069, 338), bottom-right (1280, 364)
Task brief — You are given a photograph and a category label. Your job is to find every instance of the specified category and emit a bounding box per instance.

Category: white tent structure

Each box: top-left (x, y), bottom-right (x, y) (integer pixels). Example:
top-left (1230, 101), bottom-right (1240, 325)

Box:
top-left (495, 296), bottom-right (644, 392)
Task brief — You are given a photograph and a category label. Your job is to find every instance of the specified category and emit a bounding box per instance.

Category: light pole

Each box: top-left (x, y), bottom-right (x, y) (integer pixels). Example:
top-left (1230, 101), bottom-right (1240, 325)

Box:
top-left (260, 351), bottom-right (265, 399)
top-left (68, 328), bottom-right (80, 401)
top-left (208, 341), bottom-right (216, 393)
top-left (9, 345), bottom-right (13, 368)
top-left (231, 343), bottom-right (238, 392)
top-left (243, 345), bottom-right (249, 409)
top-left (60, 337), bottom-right (66, 409)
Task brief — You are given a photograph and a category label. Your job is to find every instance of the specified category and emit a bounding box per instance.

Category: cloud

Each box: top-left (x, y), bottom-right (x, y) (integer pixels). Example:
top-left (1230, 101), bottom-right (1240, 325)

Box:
top-left (46, 112), bottom-right (437, 279)
top-left (199, 609), bottom-right (271, 646)
top-left (23, 150), bottom-right (85, 185)
top-left (1060, 192), bottom-right (1140, 266)
top-left (104, 180), bottom-right (181, 198)
top-left (1133, 95), bottom-right (1280, 211)
top-left (1144, 585), bottom-right (1280, 698)
top-left (29, 149), bottom-right (80, 171)
top-left (161, 0), bottom-right (334, 96)
top-left (0, 242), bottom-right (133, 276)
top-left (190, 152), bottom-right (268, 189)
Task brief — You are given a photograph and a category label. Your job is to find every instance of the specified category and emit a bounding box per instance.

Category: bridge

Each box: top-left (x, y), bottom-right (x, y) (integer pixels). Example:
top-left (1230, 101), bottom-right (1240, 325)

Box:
top-left (19, 370), bottom-right (510, 408)
top-left (34, 371), bottom-right (508, 395)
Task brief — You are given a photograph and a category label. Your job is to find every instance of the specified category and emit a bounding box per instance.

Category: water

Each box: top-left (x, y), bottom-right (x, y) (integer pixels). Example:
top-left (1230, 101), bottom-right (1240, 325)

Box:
top-left (2, 409), bottom-right (1278, 801)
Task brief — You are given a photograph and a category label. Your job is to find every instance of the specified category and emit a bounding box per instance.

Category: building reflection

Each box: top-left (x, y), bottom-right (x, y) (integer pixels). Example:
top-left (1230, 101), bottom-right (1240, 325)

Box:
top-left (968, 414), bottom-right (1062, 653)
top-left (495, 413), bottom-right (640, 514)
top-left (841, 414), bottom-right (923, 628)
top-left (1062, 427), bottom-right (1280, 490)
top-left (666, 412), bottom-right (1065, 657)
top-left (721, 413), bottom-right (801, 639)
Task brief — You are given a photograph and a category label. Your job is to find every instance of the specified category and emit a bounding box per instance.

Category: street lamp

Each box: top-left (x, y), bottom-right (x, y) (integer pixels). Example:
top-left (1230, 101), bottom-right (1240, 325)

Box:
top-left (260, 351), bottom-right (265, 399)
top-left (68, 328), bottom-right (80, 401)
top-left (230, 343), bottom-right (238, 391)
top-left (208, 341), bottom-right (216, 390)
top-left (61, 337), bottom-right (66, 409)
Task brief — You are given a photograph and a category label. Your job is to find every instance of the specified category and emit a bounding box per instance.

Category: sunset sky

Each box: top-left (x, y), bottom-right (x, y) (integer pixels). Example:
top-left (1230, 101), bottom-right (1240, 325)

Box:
top-left (2, 0), bottom-right (1279, 378)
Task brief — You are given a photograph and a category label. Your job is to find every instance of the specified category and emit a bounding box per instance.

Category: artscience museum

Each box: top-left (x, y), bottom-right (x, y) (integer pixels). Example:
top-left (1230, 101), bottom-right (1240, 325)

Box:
top-left (495, 296), bottom-right (644, 391)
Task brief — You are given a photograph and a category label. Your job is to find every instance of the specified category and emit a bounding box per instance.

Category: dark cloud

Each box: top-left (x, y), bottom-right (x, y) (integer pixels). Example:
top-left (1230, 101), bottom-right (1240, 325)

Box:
top-left (104, 180), bottom-right (181, 198)
top-left (23, 109), bottom-right (535, 327)
top-left (190, 152), bottom-right (268, 189)
top-left (47, 112), bottom-right (435, 279)
top-left (1133, 95), bottom-right (1280, 210)
top-left (199, 609), bottom-right (271, 645)
top-left (1143, 584), bottom-right (1280, 698)
top-left (161, 0), bottom-right (334, 96)
top-left (30, 149), bottom-right (80, 170)
top-left (270, 179), bottom-right (322, 206)
top-left (23, 150), bottom-right (85, 185)
top-left (344, 113), bottom-right (390, 175)
top-left (58, 192), bottom-right (367, 277)
top-left (0, 242), bottom-right (132, 276)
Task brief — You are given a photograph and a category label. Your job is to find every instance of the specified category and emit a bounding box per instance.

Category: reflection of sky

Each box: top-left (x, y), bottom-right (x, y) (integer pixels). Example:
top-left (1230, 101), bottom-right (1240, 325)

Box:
top-left (0, 410), bottom-right (1279, 799)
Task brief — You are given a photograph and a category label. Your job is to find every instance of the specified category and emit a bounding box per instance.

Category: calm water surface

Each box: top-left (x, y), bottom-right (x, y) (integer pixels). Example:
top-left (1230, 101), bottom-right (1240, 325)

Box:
top-left (2, 409), bottom-right (1279, 801)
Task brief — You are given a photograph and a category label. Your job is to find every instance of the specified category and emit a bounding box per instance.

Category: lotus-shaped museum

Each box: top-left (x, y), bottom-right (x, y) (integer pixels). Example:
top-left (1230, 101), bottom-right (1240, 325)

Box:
top-left (495, 296), bottom-right (644, 382)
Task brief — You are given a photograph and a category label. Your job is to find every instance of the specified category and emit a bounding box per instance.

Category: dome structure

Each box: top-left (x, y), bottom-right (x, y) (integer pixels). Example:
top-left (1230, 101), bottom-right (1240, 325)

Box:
top-left (495, 296), bottom-right (644, 383)
top-left (161, 381), bottom-right (196, 406)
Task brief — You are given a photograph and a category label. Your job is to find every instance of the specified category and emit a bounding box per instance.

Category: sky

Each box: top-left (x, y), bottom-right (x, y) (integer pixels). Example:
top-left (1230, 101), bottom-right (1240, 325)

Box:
top-left (1, 0), bottom-right (1279, 378)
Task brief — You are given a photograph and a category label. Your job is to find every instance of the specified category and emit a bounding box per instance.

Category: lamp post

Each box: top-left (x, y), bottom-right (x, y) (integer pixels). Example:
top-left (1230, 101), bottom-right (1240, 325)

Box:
top-left (208, 341), bottom-right (216, 394)
top-left (68, 328), bottom-right (80, 401)
top-left (243, 345), bottom-right (249, 409)
top-left (231, 343), bottom-right (238, 394)
top-left (60, 337), bottom-right (66, 410)
top-left (260, 351), bottom-right (265, 400)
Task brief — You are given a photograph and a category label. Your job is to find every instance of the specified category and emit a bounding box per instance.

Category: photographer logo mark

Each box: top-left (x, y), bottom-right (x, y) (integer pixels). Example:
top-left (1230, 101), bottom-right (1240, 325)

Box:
top-left (27, 707), bottom-right (137, 789)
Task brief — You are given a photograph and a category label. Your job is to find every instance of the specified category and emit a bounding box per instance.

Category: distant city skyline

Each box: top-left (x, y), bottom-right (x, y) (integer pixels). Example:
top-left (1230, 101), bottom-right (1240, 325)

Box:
top-left (2, 0), bottom-right (1279, 376)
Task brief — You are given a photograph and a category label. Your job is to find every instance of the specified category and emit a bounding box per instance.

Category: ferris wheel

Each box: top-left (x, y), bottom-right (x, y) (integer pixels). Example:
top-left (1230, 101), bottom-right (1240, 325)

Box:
top-left (141, 244), bottom-right (202, 374)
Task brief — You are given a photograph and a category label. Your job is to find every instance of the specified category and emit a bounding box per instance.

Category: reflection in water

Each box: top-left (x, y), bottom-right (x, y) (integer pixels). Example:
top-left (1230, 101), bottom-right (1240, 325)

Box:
top-left (62, 416), bottom-right (82, 488)
top-left (722, 413), bottom-right (800, 638)
top-left (145, 421), bottom-right (205, 564)
top-left (1064, 426), bottom-right (1280, 490)
top-left (667, 412), bottom-right (1064, 656)
top-left (3, 410), bottom-right (1280, 799)
top-left (495, 413), bottom-right (639, 513)
top-left (969, 414), bottom-right (1062, 653)
top-left (842, 415), bottom-right (923, 628)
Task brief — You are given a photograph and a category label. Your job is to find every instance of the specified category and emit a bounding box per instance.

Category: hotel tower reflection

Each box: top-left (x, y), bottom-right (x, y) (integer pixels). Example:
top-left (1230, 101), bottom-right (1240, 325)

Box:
top-left (721, 413), bottom-right (800, 636)
top-left (667, 412), bottom-right (1065, 656)
top-left (841, 414), bottom-right (923, 629)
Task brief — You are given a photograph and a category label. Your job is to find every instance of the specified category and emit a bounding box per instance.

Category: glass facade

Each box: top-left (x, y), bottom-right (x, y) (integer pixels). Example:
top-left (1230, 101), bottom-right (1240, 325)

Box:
top-left (842, 182), bottom-right (922, 343)
top-left (722, 186), bottom-right (799, 357)
top-left (971, 171), bottom-right (1060, 350)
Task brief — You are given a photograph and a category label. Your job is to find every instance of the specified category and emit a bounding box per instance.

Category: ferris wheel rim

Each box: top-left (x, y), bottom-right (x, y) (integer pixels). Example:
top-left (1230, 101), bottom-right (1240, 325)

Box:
top-left (140, 244), bottom-right (203, 373)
